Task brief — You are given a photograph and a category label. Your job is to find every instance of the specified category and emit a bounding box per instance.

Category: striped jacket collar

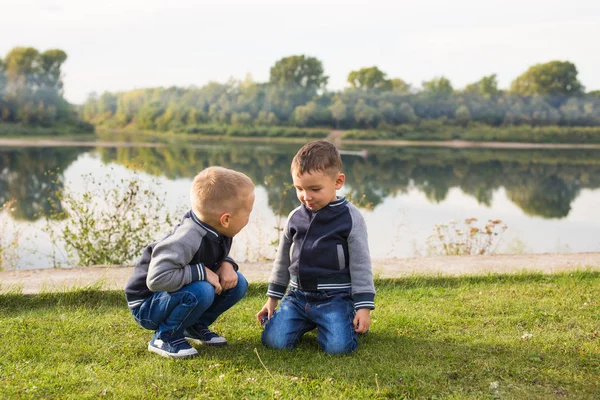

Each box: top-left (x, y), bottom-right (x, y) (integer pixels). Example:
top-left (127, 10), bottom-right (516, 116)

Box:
top-left (189, 210), bottom-right (222, 240)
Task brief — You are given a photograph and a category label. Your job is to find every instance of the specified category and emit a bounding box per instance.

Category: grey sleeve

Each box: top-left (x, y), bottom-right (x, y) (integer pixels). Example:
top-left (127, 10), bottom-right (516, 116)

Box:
top-left (266, 214), bottom-right (294, 299)
top-left (146, 219), bottom-right (206, 293)
top-left (347, 204), bottom-right (375, 309)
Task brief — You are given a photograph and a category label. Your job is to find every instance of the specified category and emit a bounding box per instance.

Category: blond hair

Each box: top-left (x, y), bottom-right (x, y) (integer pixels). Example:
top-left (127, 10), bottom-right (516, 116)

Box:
top-left (190, 166), bottom-right (254, 219)
top-left (291, 140), bottom-right (342, 177)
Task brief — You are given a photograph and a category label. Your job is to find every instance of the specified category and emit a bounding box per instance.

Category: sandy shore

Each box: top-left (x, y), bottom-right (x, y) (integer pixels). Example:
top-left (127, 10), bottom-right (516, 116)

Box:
top-left (1, 252), bottom-right (599, 294)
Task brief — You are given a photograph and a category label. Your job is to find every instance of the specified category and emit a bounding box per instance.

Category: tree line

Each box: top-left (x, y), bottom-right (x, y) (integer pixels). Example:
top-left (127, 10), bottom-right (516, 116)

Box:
top-left (81, 55), bottom-right (600, 134)
top-left (2, 48), bottom-right (600, 135)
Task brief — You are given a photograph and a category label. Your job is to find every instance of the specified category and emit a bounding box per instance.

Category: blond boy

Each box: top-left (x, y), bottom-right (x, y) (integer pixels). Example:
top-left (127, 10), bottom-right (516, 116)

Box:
top-left (256, 140), bottom-right (375, 354)
top-left (125, 166), bottom-right (254, 358)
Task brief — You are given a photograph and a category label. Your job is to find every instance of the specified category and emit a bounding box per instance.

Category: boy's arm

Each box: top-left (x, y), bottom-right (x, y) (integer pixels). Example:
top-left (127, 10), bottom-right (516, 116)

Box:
top-left (146, 220), bottom-right (207, 293)
top-left (347, 205), bottom-right (375, 310)
top-left (266, 217), bottom-right (293, 300)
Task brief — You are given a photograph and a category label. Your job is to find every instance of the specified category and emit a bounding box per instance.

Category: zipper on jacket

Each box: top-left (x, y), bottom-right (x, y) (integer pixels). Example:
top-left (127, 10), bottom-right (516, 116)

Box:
top-left (297, 208), bottom-right (318, 289)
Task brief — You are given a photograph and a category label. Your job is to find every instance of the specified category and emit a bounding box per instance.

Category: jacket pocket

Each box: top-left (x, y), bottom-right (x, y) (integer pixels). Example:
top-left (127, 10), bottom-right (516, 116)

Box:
top-left (337, 244), bottom-right (346, 270)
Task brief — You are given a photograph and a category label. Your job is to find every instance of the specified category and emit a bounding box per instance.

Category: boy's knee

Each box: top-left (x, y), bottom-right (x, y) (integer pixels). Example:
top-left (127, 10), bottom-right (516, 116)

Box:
top-left (261, 329), bottom-right (296, 350)
top-left (185, 280), bottom-right (216, 304)
top-left (320, 335), bottom-right (357, 355)
top-left (235, 272), bottom-right (248, 294)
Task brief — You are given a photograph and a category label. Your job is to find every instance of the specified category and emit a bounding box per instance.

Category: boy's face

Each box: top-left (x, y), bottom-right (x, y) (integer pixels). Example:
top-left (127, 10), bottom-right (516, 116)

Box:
top-left (292, 169), bottom-right (345, 211)
top-left (220, 190), bottom-right (255, 237)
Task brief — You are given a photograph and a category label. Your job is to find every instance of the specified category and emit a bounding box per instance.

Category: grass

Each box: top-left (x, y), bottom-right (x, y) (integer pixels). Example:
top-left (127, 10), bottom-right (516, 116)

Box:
top-left (1, 272), bottom-right (599, 399)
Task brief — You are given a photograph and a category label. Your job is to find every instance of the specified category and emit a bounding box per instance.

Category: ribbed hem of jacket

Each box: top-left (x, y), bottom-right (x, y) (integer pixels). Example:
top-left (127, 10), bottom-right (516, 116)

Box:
top-left (352, 292), bottom-right (376, 310)
top-left (266, 283), bottom-right (375, 310)
top-left (267, 283), bottom-right (287, 299)
top-left (126, 296), bottom-right (147, 309)
top-left (189, 263), bottom-right (207, 281)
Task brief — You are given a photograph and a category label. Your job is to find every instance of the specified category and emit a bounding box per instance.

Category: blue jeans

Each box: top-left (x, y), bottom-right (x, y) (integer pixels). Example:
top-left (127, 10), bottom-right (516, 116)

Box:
top-left (261, 288), bottom-right (358, 354)
top-left (131, 272), bottom-right (248, 337)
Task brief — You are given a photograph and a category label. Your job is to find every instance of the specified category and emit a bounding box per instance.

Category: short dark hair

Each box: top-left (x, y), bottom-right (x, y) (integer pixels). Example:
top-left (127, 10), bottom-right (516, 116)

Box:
top-left (291, 140), bottom-right (342, 177)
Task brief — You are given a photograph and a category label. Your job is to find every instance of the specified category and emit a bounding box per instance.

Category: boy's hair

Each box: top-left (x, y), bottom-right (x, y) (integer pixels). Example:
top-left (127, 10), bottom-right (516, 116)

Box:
top-left (291, 140), bottom-right (342, 177)
top-left (190, 166), bottom-right (254, 219)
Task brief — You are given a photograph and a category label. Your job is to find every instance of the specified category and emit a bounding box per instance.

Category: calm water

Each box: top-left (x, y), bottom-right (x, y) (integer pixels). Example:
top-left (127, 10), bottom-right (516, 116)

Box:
top-left (1, 138), bottom-right (600, 270)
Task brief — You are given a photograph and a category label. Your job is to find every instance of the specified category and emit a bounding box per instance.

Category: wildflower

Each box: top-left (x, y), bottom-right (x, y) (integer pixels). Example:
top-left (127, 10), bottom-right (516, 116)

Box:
top-left (521, 333), bottom-right (533, 340)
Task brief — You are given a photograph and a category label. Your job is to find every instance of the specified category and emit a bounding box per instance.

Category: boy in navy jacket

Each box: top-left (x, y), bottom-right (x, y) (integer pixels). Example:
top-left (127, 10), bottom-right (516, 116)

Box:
top-left (256, 140), bottom-right (375, 354)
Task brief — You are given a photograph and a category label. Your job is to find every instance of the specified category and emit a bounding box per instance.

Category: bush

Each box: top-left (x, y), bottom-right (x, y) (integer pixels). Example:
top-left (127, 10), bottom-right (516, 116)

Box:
top-left (427, 218), bottom-right (507, 256)
top-left (44, 170), bottom-right (178, 266)
top-left (0, 200), bottom-right (20, 271)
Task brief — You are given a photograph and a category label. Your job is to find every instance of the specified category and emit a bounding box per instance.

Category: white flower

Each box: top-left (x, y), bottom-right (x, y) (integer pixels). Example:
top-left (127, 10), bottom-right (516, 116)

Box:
top-left (521, 333), bottom-right (533, 340)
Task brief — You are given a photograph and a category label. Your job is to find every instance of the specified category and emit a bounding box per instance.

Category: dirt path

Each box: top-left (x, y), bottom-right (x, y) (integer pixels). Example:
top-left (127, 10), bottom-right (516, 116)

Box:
top-left (1, 253), bottom-right (599, 294)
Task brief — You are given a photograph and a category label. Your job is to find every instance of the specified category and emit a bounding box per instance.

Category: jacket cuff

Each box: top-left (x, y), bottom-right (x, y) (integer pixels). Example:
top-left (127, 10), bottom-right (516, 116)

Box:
top-left (353, 292), bottom-right (375, 310)
top-left (223, 257), bottom-right (239, 272)
top-left (266, 283), bottom-right (287, 299)
top-left (189, 263), bottom-right (207, 281)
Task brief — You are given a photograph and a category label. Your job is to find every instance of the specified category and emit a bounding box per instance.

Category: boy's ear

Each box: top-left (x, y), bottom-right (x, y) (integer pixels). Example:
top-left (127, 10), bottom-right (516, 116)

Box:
top-left (219, 212), bottom-right (231, 228)
top-left (335, 173), bottom-right (345, 189)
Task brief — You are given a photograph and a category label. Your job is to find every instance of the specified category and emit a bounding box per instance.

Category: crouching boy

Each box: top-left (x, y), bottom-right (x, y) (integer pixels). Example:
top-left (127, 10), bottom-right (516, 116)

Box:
top-left (125, 166), bottom-right (255, 358)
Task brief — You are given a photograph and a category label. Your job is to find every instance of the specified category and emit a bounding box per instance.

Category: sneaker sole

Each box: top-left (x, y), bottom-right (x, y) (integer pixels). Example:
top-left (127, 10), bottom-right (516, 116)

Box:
top-left (148, 344), bottom-right (198, 359)
top-left (185, 337), bottom-right (227, 347)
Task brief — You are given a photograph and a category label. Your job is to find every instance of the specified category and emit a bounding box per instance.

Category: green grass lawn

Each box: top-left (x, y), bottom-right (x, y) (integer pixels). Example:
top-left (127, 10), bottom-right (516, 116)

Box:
top-left (1, 272), bottom-right (599, 399)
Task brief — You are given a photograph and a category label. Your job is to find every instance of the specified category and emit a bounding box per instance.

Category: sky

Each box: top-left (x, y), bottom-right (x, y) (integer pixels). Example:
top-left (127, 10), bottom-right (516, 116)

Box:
top-left (1, 0), bottom-right (599, 104)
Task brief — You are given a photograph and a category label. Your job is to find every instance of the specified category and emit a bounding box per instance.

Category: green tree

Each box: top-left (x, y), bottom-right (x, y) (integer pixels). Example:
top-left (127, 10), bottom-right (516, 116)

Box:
top-left (397, 102), bottom-right (418, 124)
top-left (354, 99), bottom-right (382, 128)
top-left (329, 98), bottom-right (347, 128)
top-left (255, 110), bottom-right (279, 126)
top-left (390, 78), bottom-right (411, 94)
top-left (455, 105), bottom-right (471, 127)
top-left (510, 61), bottom-right (584, 98)
top-left (347, 67), bottom-right (391, 91)
top-left (269, 55), bottom-right (328, 92)
top-left (37, 49), bottom-right (67, 96)
top-left (3, 47), bottom-right (40, 102)
top-left (464, 74), bottom-right (499, 96)
top-left (422, 77), bottom-right (453, 96)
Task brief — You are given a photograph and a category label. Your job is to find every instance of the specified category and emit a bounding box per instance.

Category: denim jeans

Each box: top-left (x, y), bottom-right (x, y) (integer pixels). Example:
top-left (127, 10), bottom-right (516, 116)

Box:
top-left (261, 288), bottom-right (357, 354)
top-left (131, 272), bottom-right (248, 337)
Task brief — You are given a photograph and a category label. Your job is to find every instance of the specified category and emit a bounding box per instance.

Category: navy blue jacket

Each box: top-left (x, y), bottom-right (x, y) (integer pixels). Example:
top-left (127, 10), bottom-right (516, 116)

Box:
top-left (267, 197), bottom-right (375, 310)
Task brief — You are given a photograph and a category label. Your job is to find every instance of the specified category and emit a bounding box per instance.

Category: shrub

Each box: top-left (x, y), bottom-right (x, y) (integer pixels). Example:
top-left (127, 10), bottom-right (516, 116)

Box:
top-left (427, 218), bottom-right (507, 256)
top-left (44, 170), bottom-right (178, 266)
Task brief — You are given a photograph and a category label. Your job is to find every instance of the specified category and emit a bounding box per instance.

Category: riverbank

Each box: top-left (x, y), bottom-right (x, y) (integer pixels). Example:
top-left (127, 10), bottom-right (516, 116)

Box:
top-left (2, 252), bottom-right (599, 294)
top-left (3, 132), bottom-right (600, 150)
top-left (0, 121), bottom-right (95, 136)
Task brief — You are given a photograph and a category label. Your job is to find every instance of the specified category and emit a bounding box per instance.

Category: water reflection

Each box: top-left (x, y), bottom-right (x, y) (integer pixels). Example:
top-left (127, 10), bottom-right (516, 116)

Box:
top-left (0, 147), bottom-right (87, 220)
top-left (1, 143), bottom-right (599, 221)
top-left (2, 141), bottom-right (600, 269)
top-left (97, 144), bottom-right (600, 219)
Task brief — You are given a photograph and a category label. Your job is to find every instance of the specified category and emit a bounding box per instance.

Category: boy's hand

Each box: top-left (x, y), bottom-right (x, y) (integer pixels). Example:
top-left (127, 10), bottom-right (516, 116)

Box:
top-left (353, 308), bottom-right (371, 334)
top-left (205, 268), bottom-right (222, 295)
top-left (216, 261), bottom-right (238, 291)
top-left (256, 297), bottom-right (279, 323)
